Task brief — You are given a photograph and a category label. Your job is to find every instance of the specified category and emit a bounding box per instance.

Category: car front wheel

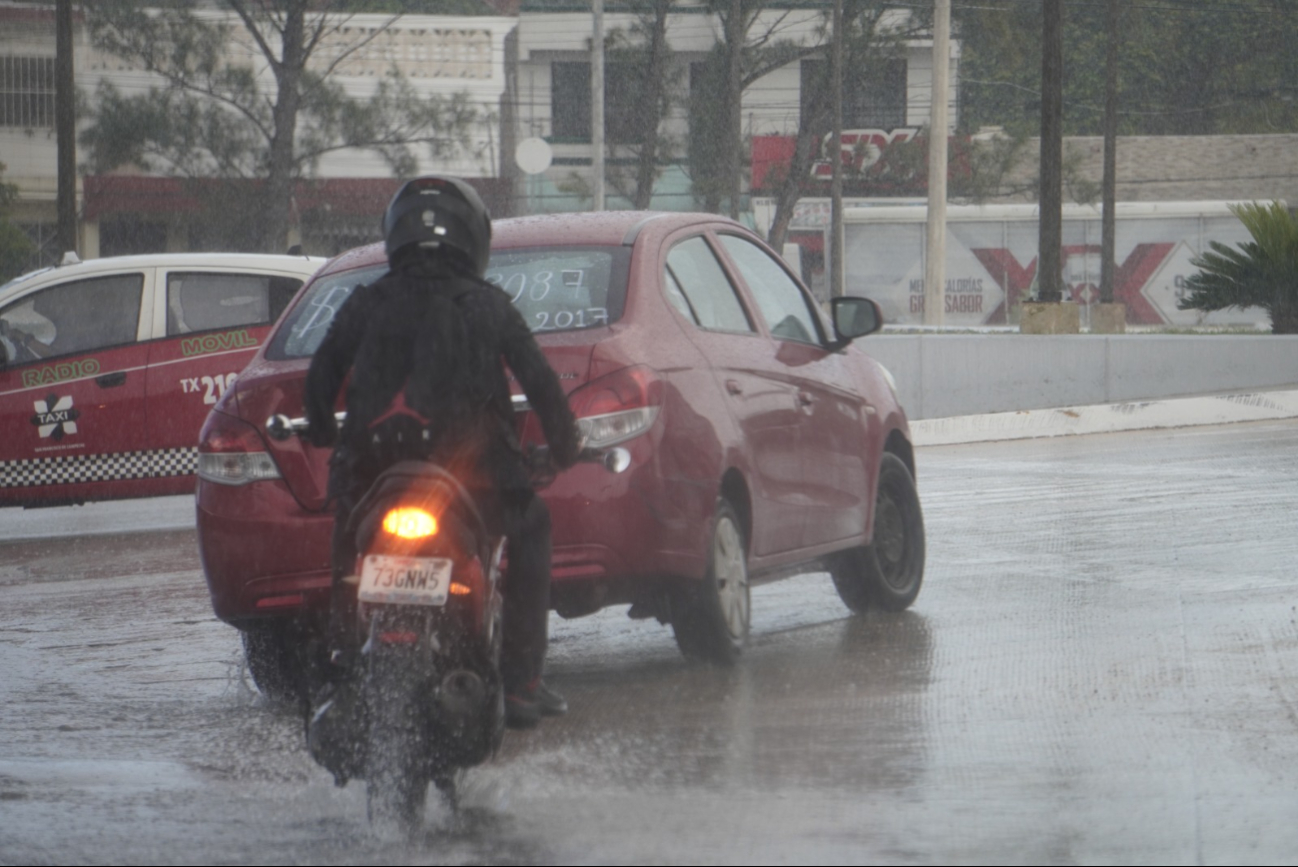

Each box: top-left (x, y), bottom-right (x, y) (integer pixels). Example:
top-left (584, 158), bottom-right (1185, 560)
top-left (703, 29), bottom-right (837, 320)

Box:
top-left (829, 452), bottom-right (925, 613)
top-left (671, 499), bottom-right (750, 664)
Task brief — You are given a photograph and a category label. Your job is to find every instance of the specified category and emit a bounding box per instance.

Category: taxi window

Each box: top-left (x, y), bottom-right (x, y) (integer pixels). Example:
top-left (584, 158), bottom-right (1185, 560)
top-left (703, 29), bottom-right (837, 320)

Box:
top-left (165, 272), bottom-right (304, 335)
top-left (0, 274), bottom-right (143, 364)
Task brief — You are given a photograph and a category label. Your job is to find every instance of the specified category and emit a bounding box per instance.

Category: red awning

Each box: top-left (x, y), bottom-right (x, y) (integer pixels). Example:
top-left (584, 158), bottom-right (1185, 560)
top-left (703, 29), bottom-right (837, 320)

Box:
top-left (84, 176), bottom-right (509, 221)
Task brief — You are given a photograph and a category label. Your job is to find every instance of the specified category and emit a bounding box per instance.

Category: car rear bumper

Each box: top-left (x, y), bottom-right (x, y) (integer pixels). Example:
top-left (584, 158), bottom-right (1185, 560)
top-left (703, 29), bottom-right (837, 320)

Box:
top-left (197, 477), bottom-right (333, 623)
top-left (197, 437), bottom-right (711, 623)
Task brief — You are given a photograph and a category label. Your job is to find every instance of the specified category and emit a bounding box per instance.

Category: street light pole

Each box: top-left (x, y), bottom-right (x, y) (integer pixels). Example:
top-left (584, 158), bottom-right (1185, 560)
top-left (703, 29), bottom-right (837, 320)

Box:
top-left (56, 0), bottom-right (77, 256)
top-left (924, 0), bottom-right (950, 326)
top-left (830, 0), bottom-right (844, 299)
top-left (591, 0), bottom-right (605, 211)
top-left (1037, 0), bottom-right (1064, 303)
top-left (1100, 0), bottom-right (1118, 304)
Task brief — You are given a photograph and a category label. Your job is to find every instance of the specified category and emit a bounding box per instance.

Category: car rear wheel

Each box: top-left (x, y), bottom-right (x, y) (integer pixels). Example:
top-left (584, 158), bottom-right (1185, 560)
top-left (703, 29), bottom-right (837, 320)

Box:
top-left (829, 452), bottom-right (925, 613)
top-left (241, 620), bottom-right (309, 704)
top-left (671, 499), bottom-right (750, 664)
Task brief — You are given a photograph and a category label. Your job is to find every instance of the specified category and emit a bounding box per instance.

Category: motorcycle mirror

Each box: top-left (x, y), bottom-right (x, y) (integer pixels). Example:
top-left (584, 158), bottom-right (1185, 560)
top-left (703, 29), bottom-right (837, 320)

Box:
top-left (603, 447), bottom-right (631, 474)
top-left (266, 414), bottom-right (294, 441)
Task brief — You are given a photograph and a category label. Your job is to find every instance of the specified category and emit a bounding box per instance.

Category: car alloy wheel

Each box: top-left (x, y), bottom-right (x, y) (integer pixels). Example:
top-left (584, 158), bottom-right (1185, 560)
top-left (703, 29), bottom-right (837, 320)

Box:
top-left (828, 452), bottom-right (925, 613)
top-left (671, 499), bottom-right (749, 664)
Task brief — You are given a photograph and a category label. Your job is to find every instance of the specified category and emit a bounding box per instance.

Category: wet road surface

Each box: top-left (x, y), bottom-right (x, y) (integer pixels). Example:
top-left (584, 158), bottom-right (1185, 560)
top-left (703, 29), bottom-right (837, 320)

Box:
top-left (2, 420), bottom-right (1298, 864)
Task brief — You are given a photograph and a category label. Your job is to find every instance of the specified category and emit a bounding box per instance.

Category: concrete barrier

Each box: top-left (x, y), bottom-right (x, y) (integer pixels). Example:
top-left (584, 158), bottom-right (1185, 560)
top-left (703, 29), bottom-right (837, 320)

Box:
top-left (908, 388), bottom-right (1298, 446)
top-left (861, 333), bottom-right (1298, 421)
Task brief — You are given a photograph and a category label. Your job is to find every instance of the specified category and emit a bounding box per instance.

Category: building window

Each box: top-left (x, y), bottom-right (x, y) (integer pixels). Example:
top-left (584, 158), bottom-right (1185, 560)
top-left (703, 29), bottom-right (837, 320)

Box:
top-left (549, 60), bottom-right (640, 144)
top-left (551, 61), bottom-right (591, 140)
top-left (801, 58), bottom-right (907, 130)
top-left (604, 62), bottom-right (640, 145)
top-left (0, 56), bottom-right (56, 128)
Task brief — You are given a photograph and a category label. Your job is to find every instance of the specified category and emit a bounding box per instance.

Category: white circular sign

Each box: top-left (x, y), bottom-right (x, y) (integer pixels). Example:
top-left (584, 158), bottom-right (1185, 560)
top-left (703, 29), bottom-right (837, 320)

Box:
top-left (515, 137), bottom-right (553, 175)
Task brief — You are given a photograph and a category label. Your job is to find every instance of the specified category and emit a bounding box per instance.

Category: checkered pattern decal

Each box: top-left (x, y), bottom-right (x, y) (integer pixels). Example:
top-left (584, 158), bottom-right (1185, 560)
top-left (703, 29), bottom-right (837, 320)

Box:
top-left (0, 447), bottom-right (197, 488)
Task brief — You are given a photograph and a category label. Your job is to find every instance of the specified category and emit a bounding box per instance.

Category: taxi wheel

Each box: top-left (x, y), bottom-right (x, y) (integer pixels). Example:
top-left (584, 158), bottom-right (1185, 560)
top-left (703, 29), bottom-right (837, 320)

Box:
top-left (671, 499), bottom-right (750, 664)
top-left (242, 621), bottom-right (308, 703)
top-left (830, 453), bottom-right (925, 613)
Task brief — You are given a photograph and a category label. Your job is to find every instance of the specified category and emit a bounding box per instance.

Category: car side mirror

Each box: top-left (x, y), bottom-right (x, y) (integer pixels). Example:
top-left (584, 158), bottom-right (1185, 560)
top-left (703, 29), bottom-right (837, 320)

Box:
top-left (828, 296), bottom-right (883, 350)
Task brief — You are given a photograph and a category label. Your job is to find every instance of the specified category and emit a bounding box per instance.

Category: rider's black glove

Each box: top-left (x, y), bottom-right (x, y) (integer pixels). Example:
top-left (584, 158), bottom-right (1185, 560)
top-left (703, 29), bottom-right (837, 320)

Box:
top-left (549, 421), bottom-right (582, 470)
top-left (306, 416), bottom-right (337, 449)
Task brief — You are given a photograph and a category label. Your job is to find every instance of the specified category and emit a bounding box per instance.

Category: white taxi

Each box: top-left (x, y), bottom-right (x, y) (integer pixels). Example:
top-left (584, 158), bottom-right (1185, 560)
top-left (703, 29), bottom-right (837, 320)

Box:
top-left (0, 252), bottom-right (324, 507)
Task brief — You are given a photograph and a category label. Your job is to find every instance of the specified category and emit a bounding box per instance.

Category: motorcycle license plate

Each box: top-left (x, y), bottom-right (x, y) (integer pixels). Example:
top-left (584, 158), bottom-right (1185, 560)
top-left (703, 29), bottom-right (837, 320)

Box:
top-left (358, 554), bottom-right (453, 606)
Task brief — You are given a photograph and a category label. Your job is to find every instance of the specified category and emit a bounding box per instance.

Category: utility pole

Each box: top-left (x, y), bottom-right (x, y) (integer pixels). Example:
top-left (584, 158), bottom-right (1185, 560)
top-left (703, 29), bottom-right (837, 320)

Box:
top-left (56, 0), bottom-right (77, 256)
top-left (1037, 0), bottom-right (1064, 303)
top-left (924, 0), bottom-right (950, 326)
top-left (829, 0), bottom-right (844, 299)
top-left (591, 0), bottom-right (605, 211)
top-left (1100, 0), bottom-right (1118, 304)
top-left (725, 0), bottom-right (743, 220)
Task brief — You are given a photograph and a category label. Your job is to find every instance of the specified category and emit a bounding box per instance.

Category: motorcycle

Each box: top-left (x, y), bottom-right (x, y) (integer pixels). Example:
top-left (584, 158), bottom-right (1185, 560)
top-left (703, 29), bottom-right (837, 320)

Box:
top-left (264, 412), bottom-right (626, 830)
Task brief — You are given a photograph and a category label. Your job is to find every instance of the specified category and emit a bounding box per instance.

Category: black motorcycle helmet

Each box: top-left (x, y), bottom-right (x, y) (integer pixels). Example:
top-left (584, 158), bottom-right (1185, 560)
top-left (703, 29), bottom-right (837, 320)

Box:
top-left (381, 176), bottom-right (492, 277)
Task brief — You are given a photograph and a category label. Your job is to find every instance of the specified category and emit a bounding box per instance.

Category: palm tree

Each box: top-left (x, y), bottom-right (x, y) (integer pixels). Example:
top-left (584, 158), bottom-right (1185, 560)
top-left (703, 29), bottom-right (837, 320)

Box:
top-left (1179, 201), bottom-right (1298, 333)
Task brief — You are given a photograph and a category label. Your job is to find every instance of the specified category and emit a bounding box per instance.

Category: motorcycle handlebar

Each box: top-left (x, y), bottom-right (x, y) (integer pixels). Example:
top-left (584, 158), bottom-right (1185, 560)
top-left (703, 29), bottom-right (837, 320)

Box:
top-left (265, 413), bottom-right (631, 476)
top-left (528, 444), bottom-right (631, 475)
top-left (264, 412), bottom-right (342, 442)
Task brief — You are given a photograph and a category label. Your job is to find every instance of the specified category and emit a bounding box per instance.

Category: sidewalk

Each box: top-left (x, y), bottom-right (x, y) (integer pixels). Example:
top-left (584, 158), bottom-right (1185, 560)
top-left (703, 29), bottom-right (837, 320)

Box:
top-left (910, 387), bottom-right (1298, 446)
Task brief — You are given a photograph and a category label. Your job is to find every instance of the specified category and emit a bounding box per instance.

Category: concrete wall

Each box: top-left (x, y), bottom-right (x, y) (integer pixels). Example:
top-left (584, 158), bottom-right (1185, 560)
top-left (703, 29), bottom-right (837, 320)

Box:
top-left (860, 334), bottom-right (1298, 420)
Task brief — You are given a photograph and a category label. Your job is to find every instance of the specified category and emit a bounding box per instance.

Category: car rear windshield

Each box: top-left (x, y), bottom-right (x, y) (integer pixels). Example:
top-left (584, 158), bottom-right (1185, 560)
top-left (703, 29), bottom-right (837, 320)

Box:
top-left (267, 246), bottom-right (629, 360)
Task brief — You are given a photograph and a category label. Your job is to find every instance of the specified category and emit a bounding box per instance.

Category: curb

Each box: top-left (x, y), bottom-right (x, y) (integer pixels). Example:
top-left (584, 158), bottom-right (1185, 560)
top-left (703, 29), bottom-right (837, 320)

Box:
top-left (910, 389), bottom-right (1298, 447)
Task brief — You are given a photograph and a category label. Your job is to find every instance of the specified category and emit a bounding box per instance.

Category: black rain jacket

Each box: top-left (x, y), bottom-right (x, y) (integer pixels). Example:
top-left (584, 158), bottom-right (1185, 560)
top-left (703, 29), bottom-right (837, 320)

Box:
top-left (303, 255), bottom-right (579, 494)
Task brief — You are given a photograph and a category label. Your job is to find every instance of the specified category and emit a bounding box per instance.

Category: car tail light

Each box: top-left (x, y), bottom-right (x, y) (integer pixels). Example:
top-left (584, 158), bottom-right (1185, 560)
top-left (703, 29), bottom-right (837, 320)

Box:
top-left (567, 365), bottom-right (662, 448)
top-left (382, 507), bottom-right (438, 540)
top-left (197, 411), bottom-right (283, 485)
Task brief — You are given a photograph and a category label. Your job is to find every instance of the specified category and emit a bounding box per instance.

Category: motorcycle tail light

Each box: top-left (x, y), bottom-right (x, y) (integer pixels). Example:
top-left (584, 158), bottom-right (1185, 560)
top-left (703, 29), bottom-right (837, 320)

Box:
top-left (197, 411), bottom-right (282, 485)
top-left (567, 365), bottom-right (663, 448)
top-left (449, 581), bottom-right (472, 596)
top-left (382, 507), bottom-right (438, 540)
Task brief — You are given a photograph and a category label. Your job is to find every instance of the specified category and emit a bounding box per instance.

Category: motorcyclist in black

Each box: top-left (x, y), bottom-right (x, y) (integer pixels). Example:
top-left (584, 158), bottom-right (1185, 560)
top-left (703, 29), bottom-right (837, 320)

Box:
top-left (304, 176), bottom-right (581, 728)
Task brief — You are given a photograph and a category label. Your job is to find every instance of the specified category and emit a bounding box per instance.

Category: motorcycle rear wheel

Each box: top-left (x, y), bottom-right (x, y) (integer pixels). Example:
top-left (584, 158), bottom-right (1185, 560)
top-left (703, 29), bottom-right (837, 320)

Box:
top-left (364, 652), bottom-right (429, 836)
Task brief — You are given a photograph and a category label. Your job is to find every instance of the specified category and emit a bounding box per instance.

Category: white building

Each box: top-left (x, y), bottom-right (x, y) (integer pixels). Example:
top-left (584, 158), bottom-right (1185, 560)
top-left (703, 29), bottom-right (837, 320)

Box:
top-left (1, 1), bottom-right (956, 264)
top-left (0, 3), bottom-right (516, 261)
top-left (507, 1), bottom-right (957, 213)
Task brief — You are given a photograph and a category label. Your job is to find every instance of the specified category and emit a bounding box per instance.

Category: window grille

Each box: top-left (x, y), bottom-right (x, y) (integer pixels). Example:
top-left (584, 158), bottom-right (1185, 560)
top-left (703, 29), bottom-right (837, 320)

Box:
top-left (800, 58), bottom-right (908, 131)
top-left (0, 56), bottom-right (56, 128)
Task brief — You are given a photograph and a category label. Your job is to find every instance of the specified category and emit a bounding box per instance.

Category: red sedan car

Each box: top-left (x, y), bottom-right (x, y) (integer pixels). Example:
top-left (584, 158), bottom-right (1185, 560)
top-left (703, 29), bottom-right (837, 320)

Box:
top-left (196, 211), bottom-right (924, 693)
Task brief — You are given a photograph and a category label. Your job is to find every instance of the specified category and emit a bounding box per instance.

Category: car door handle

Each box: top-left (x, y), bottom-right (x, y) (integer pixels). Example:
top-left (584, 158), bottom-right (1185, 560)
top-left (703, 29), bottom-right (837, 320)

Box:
top-left (725, 379), bottom-right (743, 396)
top-left (96, 371), bottom-right (127, 389)
top-left (797, 390), bottom-right (814, 406)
